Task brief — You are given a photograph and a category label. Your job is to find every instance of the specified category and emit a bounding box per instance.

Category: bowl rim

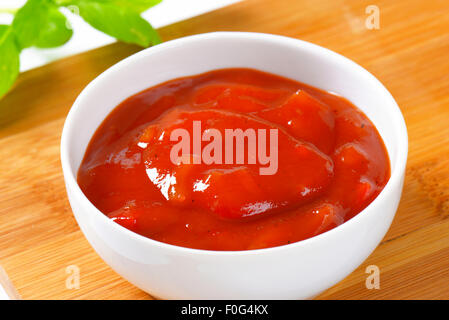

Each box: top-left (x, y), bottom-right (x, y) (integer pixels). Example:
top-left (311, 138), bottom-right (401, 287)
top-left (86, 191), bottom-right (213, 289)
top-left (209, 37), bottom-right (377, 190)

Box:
top-left (60, 31), bottom-right (408, 257)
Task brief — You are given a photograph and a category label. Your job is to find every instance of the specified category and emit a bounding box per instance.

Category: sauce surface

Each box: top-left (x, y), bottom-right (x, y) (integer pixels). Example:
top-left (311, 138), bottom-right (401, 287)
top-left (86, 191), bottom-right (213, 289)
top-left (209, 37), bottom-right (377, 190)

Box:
top-left (78, 68), bottom-right (390, 251)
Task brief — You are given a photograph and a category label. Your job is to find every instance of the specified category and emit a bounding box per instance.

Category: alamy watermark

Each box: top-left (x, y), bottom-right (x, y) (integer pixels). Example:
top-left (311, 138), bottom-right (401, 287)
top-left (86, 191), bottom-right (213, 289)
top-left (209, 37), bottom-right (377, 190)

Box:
top-left (365, 5), bottom-right (380, 30)
top-left (169, 121), bottom-right (279, 175)
top-left (365, 265), bottom-right (380, 289)
top-left (65, 265), bottom-right (80, 290)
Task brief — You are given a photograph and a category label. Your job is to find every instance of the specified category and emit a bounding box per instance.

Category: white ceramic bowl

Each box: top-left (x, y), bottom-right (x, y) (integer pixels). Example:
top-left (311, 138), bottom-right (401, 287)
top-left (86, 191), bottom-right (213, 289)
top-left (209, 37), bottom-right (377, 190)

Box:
top-left (61, 32), bottom-right (408, 299)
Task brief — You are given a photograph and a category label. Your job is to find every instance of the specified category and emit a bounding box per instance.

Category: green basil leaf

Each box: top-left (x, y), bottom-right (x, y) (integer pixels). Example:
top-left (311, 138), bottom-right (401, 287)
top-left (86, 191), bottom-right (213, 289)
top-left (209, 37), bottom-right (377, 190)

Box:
top-left (111, 0), bottom-right (162, 12)
top-left (12, 0), bottom-right (52, 49)
top-left (58, 0), bottom-right (162, 12)
top-left (0, 25), bottom-right (20, 99)
top-left (35, 7), bottom-right (73, 48)
top-left (72, 0), bottom-right (160, 47)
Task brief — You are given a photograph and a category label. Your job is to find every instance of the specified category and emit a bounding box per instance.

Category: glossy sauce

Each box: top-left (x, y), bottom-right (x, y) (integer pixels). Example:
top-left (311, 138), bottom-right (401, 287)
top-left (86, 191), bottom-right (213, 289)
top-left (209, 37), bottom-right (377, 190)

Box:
top-left (78, 68), bottom-right (390, 251)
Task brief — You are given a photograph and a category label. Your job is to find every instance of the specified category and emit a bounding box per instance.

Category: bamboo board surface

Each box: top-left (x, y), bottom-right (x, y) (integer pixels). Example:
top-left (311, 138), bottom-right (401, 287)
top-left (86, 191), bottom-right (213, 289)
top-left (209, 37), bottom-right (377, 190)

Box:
top-left (0, 0), bottom-right (448, 299)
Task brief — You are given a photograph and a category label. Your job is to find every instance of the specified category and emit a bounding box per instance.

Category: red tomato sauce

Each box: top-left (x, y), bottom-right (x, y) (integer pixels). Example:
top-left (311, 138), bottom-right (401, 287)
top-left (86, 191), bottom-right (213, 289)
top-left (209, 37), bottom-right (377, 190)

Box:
top-left (77, 68), bottom-right (390, 251)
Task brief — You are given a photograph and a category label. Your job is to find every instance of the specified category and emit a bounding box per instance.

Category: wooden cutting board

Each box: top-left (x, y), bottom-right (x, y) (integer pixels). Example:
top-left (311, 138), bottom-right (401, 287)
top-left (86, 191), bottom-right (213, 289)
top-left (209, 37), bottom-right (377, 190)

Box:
top-left (0, 0), bottom-right (448, 300)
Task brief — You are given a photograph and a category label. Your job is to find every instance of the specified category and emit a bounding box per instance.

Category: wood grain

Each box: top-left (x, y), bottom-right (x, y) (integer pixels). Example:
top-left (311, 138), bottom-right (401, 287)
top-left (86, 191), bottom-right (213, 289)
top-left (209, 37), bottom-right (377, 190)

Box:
top-left (0, 0), bottom-right (448, 299)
